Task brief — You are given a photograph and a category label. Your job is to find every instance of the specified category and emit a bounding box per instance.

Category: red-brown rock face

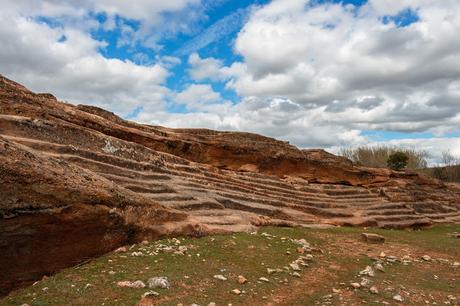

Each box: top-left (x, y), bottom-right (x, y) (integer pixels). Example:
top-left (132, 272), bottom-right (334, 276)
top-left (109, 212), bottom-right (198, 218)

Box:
top-left (1, 75), bottom-right (459, 295)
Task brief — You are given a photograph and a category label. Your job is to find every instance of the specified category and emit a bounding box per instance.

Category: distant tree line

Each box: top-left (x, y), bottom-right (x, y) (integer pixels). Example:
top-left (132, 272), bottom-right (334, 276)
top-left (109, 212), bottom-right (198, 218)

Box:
top-left (339, 146), bottom-right (428, 170)
top-left (423, 150), bottom-right (460, 182)
top-left (338, 146), bottom-right (460, 182)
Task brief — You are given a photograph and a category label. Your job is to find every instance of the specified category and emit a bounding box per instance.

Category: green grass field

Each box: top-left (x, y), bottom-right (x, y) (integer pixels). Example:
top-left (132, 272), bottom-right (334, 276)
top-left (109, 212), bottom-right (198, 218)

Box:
top-left (2, 225), bottom-right (459, 306)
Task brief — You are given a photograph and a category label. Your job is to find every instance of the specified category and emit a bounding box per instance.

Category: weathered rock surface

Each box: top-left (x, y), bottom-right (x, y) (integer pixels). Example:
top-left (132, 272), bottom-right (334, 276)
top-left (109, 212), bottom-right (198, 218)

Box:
top-left (1, 75), bottom-right (460, 295)
top-left (361, 233), bottom-right (385, 244)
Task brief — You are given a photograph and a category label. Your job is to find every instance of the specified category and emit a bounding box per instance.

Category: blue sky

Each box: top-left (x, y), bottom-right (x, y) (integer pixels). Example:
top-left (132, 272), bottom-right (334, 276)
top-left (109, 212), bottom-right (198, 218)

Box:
top-left (77, 0), bottom-right (418, 115)
top-left (1, 0), bottom-right (460, 162)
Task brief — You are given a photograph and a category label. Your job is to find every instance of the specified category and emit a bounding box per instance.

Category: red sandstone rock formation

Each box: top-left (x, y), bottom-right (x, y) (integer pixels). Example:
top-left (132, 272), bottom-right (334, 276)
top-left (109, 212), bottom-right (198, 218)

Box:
top-left (1, 75), bottom-right (459, 295)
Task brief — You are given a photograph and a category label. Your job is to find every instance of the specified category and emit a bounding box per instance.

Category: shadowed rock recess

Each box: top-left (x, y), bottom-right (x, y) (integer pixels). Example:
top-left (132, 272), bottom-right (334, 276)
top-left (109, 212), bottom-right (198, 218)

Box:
top-left (1, 75), bottom-right (459, 295)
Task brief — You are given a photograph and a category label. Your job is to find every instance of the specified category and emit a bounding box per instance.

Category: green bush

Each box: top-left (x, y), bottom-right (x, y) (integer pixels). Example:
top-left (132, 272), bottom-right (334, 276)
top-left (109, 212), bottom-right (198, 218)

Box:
top-left (387, 151), bottom-right (409, 171)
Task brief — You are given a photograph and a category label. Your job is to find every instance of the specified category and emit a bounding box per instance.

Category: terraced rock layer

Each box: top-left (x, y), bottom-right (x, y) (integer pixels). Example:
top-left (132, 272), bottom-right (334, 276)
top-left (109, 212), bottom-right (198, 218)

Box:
top-left (1, 75), bottom-right (459, 295)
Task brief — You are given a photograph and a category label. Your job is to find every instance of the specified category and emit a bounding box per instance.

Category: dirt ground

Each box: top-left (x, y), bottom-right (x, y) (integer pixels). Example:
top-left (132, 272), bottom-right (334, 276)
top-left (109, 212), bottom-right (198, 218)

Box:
top-left (2, 225), bottom-right (459, 306)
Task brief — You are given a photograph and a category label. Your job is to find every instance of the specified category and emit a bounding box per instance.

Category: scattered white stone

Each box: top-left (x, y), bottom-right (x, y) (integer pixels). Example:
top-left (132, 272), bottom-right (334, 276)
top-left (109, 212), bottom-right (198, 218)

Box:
top-left (231, 289), bottom-right (241, 295)
top-left (350, 283), bottom-right (361, 289)
top-left (360, 278), bottom-right (371, 288)
top-left (267, 268), bottom-right (277, 274)
top-left (208, 303), bottom-right (217, 306)
top-left (176, 246), bottom-right (188, 255)
top-left (386, 256), bottom-right (398, 263)
top-left (131, 251), bottom-right (143, 257)
top-left (108, 270), bottom-right (116, 275)
top-left (374, 263), bottom-right (384, 272)
top-left (292, 272), bottom-right (301, 278)
top-left (359, 266), bottom-right (375, 277)
top-left (259, 277), bottom-right (269, 282)
top-left (289, 263), bottom-right (301, 271)
top-left (370, 286), bottom-right (379, 294)
top-left (142, 290), bottom-right (159, 298)
top-left (147, 277), bottom-right (170, 289)
top-left (237, 275), bottom-right (247, 284)
top-left (84, 283), bottom-right (93, 289)
top-left (114, 246), bottom-right (127, 253)
top-left (292, 239), bottom-right (310, 248)
top-left (393, 294), bottom-right (404, 302)
top-left (422, 255), bottom-right (431, 261)
top-left (213, 275), bottom-right (227, 281)
top-left (131, 281), bottom-right (146, 288)
top-left (117, 280), bottom-right (146, 288)
top-left (453, 262), bottom-right (460, 267)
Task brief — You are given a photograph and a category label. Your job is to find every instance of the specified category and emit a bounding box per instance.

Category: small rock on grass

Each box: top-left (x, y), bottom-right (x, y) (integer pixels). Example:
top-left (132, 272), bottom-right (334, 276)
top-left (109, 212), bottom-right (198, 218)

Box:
top-left (232, 289), bottom-right (241, 295)
top-left (114, 246), bottom-right (128, 253)
top-left (370, 286), bottom-right (379, 294)
top-left (350, 282), bottom-right (361, 289)
top-left (360, 278), bottom-right (371, 287)
top-left (213, 274), bottom-right (227, 281)
top-left (237, 275), bottom-right (247, 284)
top-left (142, 290), bottom-right (160, 298)
top-left (147, 277), bottom-right (170, 289)
top-left (374, 263), bottom-right (384, 272)
top-left (422, 255), bottom-right (431, 261)
top-left (393, 294), bottom-right (404, 302)
top-left (361, 233), bottom-right (385, 244)
top-left (259, 277), bottom-right (269, 282)
top-left (117, 280), bottom-right (146, 288)
top-left (289, 263), bottom-right (301, 271)
top-left (359, 266), bottom-right (375, 277)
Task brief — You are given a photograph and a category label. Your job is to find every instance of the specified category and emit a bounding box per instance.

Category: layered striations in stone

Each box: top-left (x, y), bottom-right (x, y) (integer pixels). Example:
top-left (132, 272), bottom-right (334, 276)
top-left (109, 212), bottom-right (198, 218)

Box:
top-left (1, 75), bottom-right (459, 295)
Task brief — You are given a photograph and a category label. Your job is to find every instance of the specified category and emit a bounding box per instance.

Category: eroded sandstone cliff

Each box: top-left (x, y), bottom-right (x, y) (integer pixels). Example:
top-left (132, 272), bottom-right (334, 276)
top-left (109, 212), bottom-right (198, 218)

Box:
top-left (1, 75), bottom-right (459, 295)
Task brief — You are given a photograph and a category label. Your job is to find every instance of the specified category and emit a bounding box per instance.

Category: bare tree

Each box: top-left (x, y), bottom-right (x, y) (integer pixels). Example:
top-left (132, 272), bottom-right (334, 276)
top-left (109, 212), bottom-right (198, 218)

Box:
top-left (438, 150), bottom-right (460, 182)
